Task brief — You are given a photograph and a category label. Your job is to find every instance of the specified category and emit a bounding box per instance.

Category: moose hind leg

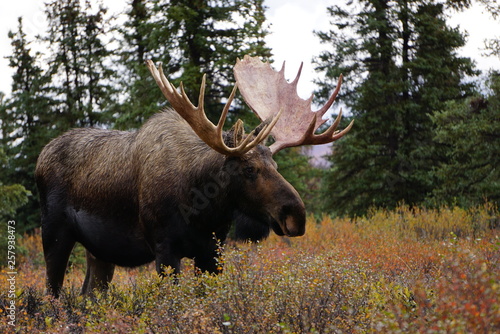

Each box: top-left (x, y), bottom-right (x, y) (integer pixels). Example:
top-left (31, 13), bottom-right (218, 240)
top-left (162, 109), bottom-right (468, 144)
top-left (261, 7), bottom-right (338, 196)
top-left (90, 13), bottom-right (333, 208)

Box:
top-left (42, 224), bottom-right (76, 298)
top-left (81, 250), bottom-right (115, 296)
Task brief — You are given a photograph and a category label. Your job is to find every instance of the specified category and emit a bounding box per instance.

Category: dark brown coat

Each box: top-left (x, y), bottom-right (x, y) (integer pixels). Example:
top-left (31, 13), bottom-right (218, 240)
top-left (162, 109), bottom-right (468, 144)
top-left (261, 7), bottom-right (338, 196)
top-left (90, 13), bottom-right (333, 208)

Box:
top-left (36, 109), bottom-right (305, 297)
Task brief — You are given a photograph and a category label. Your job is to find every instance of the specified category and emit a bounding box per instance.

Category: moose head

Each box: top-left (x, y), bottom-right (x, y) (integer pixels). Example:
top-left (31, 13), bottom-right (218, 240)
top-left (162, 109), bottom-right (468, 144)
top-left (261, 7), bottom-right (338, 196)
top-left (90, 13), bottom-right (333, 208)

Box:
top-left (146, 57), bottom-right (353, 237)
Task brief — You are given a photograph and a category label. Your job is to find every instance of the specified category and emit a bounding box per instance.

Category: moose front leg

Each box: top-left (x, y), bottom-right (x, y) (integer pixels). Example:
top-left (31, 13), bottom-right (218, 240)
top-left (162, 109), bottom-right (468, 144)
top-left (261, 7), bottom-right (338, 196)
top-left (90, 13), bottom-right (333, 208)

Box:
top-left (155, 241), bottom-right (181, 276)
top-left (82, 250), bottom-right (115, 296)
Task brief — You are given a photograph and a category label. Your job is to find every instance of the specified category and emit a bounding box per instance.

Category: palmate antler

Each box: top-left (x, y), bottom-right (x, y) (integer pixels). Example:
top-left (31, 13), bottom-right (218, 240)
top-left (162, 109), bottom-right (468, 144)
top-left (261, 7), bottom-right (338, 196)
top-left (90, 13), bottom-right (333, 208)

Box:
top-left (146, 60), bottom-right (282, 156)
top-left (234, 55), bottom-right (353, 154)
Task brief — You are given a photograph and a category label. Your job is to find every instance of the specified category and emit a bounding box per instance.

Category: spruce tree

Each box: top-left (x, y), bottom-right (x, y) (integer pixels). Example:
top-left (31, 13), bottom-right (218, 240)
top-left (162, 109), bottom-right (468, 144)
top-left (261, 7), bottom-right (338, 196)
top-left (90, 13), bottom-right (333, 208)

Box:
top-left (43, 0), bottom-right (115, 130)
top-left (0, 91), bottom-right (30, 222)
top-left (114, 0), bottom-right (161, 129)
top-left (315, 0), bottom-right (475, 217)
top-left (116, 0), bottom-right (272, 129)
top-left (0, 141), bottom-right (30, 264)
top-left (1, 18), bottom-right (53, 230)
top-left (431, 73), bottom-right (500, 207)
top-left (0, 147), bottom-right (30, 220)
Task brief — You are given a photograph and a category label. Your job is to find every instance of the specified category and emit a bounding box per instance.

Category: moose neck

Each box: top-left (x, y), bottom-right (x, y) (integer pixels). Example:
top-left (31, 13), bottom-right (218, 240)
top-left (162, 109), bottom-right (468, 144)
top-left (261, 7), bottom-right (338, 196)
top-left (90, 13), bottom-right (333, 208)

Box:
top-left (136, 110), bottom-right (240, 233)
top-left (176, 146), bottom-right (237, 230)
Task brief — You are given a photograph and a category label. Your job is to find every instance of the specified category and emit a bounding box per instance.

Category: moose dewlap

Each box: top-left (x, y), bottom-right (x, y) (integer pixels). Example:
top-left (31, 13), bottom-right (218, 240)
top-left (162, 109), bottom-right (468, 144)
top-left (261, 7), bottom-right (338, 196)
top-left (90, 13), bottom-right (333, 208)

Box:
top-left (35, 55), bottom-right (352, 297)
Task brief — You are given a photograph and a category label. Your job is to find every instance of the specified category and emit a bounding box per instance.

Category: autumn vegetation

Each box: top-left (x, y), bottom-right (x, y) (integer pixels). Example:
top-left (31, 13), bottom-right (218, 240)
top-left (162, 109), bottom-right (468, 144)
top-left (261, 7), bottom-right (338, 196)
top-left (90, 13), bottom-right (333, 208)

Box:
top-left (1, 204), bottom-right (498, 333)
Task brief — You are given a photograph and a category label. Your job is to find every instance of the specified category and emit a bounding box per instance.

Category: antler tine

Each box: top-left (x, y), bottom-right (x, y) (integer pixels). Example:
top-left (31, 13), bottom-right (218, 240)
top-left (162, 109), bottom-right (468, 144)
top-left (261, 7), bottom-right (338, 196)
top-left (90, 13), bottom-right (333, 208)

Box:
top-left (157, 62), bottom-right (203, 118)
top-left (216, 83), bottom-right (273, 154)
top-left (146, 59), bottom-right (278, 156)
top-left (315, 75), bottom-right (343, 120)
top-left (215, 83), bottom-right (235, 140)
top-left (302, 109), bottom-right (354, 144)
top-left (291, 62), bottom-right (304, 87)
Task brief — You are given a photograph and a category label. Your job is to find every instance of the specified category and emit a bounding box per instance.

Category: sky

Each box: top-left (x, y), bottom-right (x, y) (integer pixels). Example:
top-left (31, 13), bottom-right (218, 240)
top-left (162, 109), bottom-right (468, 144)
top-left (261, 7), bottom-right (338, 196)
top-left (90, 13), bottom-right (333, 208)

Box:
top-left (1, 0), bottom-right (499, 100)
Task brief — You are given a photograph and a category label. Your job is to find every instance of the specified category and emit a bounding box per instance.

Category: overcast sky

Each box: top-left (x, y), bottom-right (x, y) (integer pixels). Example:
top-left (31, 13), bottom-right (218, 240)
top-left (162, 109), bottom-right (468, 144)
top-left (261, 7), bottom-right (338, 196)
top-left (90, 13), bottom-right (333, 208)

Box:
top-left (0, 0), bottom-right (499, 100)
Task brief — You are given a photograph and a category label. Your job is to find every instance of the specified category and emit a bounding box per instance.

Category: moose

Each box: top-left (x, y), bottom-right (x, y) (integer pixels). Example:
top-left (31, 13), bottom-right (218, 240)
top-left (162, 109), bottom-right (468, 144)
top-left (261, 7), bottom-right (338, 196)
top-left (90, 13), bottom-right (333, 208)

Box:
top-left (35, 55), bottom-right (353, 297)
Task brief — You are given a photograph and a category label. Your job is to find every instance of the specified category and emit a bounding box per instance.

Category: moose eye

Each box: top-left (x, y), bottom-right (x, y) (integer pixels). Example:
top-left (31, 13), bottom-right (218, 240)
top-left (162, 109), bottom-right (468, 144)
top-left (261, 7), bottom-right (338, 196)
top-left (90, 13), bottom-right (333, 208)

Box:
top-left (243, 166), bottom-right (255, 178)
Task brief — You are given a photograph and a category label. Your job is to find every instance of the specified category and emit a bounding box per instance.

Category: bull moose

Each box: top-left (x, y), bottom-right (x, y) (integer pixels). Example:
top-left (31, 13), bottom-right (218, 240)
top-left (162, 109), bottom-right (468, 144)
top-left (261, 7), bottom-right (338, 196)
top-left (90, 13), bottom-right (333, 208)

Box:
top-left (35, 56), bottom-right (353, 297)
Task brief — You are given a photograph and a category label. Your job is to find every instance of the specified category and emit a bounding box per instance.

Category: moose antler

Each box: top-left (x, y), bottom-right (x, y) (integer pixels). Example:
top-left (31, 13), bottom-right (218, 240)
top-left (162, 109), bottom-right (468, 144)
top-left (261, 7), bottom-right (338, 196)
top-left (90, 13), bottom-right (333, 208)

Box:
top-left (234, 55), bottom-right (353, 154)
top-left (146, 60), bottom-right (282, 156)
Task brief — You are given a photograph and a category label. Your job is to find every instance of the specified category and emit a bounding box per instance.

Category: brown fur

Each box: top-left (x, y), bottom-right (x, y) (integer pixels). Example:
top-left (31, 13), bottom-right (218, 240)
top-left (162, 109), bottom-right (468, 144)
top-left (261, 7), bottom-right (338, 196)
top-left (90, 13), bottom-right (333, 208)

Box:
top-left (36, 109), bottom-right (305, 297)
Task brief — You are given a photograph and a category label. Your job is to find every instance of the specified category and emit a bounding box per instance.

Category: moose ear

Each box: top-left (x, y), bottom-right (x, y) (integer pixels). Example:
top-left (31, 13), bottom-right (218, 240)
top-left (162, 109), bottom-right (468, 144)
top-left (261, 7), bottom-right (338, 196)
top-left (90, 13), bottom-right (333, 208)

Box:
top-left (224, 118), bottom-right (273, 149)
top-left (253, 117), bottom-right (271, 139)
top-left (225, 120), bottom-right (245, 148)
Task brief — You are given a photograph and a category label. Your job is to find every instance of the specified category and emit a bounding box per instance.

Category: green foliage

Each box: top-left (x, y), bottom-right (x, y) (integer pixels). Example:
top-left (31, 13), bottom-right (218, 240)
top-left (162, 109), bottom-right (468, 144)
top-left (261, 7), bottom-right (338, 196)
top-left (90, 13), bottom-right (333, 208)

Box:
top-left (0, 183), bottom-right (30, 220)
top-left (431, 71), bottom-right (500, 207)
top-left (42, 0), bottom-right (116, 129)
top-left (0, 18), bottom-right (51, 231)
top-left (316, 0), bottom-right (476, 217)
top-left (113, 0), bottom-right (169, 129)
top-left (0, 146), bottom-right (30, 266)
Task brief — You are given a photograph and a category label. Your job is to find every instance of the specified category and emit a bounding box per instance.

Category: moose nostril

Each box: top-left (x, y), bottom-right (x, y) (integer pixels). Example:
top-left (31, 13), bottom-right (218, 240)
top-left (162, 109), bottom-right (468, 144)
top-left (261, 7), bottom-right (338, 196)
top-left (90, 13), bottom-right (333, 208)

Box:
top-left (279, 204), bottom-right (306, 237)
top-left (284, 216), bottom-right (306, 236)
